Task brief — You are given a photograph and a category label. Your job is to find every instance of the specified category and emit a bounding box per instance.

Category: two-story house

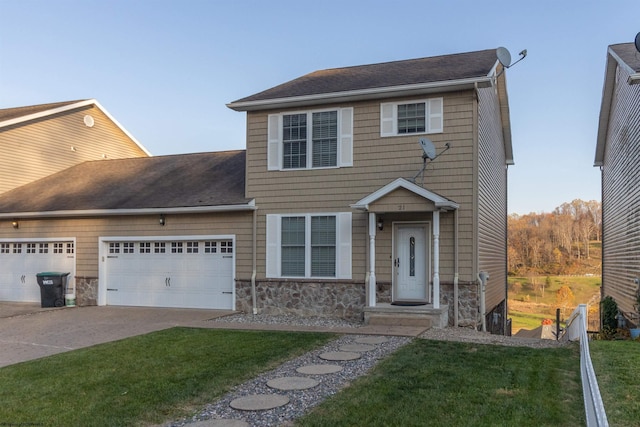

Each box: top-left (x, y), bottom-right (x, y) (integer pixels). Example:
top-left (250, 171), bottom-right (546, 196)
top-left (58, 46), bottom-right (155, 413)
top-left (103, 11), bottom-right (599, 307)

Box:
top-left (228, 48), bottom-right (513, 332)
top-left (595, 41), bottom-right (640, 324)
top-left (0, 49), bottom-right (513, 333)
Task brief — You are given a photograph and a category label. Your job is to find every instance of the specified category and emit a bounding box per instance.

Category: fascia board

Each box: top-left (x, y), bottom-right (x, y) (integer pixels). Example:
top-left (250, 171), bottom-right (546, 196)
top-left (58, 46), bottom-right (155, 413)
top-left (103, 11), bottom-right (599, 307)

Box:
top-left (0, 99), bottom-right (152, 157)
top-left (595, 52), bottom-right (618, 166)
top-left (0, 201), bottom-right (257, 219)
top-left (227, 77), bottom-right (494, 112)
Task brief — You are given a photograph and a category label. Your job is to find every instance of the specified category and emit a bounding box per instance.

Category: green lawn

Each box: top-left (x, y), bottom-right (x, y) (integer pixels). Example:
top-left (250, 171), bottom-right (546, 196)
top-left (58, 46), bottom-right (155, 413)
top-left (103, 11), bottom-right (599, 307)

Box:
top-left (590, 340), bottom-right (640, 426)
top-left (296, 339), bottom-right (584, 427)
top-left (0, 328), bottom-right (334, 426)
top-left (509, 275), bottom-right (601, 306)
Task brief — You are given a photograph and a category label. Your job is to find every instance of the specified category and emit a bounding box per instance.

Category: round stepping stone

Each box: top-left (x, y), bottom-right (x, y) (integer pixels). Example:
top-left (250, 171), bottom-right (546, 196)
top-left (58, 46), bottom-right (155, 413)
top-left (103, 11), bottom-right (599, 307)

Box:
top-left (189, 420), bottom-right (249, 427)
top-left (355, 336), bottom-right (389, 345)
top-left (229, 394), bottom-right (289, 411)
top-left (319, 351), bottom-right (361, 361)
top-left (296, 364), bottom-right (343, 375)
top-left (339, 343), bottom-right (375, 352)
top-left (267, 376), bottom-right (319, 390)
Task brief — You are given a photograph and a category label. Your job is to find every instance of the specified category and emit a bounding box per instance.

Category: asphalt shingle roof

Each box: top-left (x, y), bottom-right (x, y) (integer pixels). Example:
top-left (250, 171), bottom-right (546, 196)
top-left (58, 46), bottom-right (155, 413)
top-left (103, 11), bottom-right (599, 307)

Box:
top-left (0, 150), bottom-right (249, 213)
top-left (610, 43), bottom-right (640, 73)
top-left (231, 49), bottom-right (499, 105)
top-left (0, 100), bottom-right (86, 124)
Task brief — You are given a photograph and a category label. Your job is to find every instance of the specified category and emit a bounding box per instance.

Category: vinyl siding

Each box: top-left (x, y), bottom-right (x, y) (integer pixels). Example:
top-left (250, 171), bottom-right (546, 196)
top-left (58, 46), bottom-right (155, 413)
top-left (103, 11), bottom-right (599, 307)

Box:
top-left (602, 63), bottom-right (640, 316)
top-left (246, 91), bottom-right (477, 284)
top-left (477, 85), bottom-right (508, 313)
top-left (0, 212), bottom-right (254, 279)
top-left (0, 105), bottom-right (148, 194)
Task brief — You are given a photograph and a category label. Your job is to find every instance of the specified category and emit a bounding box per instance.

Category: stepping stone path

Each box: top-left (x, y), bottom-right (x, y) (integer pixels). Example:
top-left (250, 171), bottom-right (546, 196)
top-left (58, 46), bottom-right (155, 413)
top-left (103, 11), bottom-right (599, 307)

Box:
top-left (171, 334), bottom-right (409, 426)
top-left (267, 376), bottom-right (319, 390)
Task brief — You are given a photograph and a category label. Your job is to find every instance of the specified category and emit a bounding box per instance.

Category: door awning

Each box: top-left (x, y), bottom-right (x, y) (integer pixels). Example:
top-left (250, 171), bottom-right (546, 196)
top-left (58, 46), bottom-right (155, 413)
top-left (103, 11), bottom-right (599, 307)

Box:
top-left (350, 178), bottom-right (459, 212)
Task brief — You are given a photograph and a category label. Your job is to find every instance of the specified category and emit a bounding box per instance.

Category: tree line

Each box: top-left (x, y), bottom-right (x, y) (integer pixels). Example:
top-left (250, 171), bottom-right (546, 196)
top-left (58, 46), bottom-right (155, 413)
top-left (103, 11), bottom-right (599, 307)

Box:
top-left (508, 199), bottom-right (601, 275)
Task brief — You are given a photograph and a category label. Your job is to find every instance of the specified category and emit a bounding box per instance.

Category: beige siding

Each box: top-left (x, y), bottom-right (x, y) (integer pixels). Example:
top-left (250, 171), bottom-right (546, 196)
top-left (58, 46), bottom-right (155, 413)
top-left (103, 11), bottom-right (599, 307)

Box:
top-left (477, 85), bottom-right (508, 313)
top-left (0, 212), bottom-right (254, 279)
top-left (0, 105), bottom-right (148, 194)
top-left (602, 64), bottom-right (640, 316)
top-left (246, 92), bottom-right (477, 284)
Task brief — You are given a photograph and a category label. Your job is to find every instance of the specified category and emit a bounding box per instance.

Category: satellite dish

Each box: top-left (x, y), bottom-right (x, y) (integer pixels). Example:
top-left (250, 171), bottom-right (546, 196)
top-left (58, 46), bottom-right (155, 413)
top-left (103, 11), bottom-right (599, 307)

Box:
top-left (419, 138), bottom-right (437, 160)
top-left (635, 32), bottom-right (640, 53)
top-left (496, 47), bottom-right (512, 67)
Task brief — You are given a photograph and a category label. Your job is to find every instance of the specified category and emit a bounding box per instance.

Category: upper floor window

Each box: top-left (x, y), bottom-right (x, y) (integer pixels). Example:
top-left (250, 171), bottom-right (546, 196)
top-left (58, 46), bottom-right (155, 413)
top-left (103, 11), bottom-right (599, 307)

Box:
top-left (380, 98), bottom-right (443, 137)
top-left (268, 108), bottom-right (353, 171)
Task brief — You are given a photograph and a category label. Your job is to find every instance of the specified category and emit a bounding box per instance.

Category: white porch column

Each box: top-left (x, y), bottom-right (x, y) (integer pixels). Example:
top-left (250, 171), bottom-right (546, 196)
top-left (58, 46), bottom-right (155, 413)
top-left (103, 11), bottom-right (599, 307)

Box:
top-left (368, 212), bottom-right (377, 307)
top-left (433, 210), bottom-right (440, 309)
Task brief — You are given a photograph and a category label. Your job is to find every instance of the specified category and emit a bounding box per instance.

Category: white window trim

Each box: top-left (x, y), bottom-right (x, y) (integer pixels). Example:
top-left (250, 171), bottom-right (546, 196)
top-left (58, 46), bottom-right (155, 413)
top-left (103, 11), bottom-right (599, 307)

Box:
top-left (380, 98), bottom-right (443, 137)
top-left (267, 107), bottom-right (353, 171)
top-left (266, 212), bottom-right (352, 279)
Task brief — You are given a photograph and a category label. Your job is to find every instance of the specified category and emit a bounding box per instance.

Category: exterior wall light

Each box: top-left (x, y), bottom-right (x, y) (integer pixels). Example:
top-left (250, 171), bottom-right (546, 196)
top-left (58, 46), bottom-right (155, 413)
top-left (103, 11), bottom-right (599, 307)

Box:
top-left (12, 221), bottom-right (18, 229)
top-left (159, 215), bottom-right (165, 226)
top-left (377, 216), bottom-right (384, 231)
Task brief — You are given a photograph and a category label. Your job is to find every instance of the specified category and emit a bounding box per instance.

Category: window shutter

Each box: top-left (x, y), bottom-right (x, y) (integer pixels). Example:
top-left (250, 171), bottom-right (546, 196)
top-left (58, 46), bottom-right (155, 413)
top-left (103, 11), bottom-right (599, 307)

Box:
top-left (380, 103), bottom-right (395, 137)
top-left (336, 212), bottom-right (352, 279)
top-left (267, 114), bottom-right (282, 170)
top-left (339, 108), bottom-right (353, 167)
top-left (265, 214), bottom-right (280, 277)
top-left (428, 98), bottom-right (443, 133)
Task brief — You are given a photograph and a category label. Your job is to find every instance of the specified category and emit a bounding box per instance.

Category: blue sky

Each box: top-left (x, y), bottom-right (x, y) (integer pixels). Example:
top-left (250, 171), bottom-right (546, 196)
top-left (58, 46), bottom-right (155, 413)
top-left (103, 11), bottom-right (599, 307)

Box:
top-left (1, 0), bottom-right (638, 214)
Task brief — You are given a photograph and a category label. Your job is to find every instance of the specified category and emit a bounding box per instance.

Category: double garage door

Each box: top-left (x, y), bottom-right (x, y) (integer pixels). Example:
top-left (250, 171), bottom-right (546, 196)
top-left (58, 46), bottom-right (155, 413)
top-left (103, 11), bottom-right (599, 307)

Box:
top-left (0, 240), bottom-right (75, 303)
top-left (103, 238), bottom-right (234, 310)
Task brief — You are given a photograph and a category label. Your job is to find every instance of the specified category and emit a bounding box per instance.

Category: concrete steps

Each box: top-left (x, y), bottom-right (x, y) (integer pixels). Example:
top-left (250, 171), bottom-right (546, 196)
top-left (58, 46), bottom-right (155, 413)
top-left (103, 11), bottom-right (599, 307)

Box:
top-left (363, 303), bottom-right (449, 329)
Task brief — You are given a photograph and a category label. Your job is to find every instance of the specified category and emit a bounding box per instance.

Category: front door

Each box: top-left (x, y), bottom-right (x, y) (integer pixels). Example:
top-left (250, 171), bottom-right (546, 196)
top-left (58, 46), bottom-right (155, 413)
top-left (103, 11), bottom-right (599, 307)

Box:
top-left (394, 225), bottom-right (428, 302)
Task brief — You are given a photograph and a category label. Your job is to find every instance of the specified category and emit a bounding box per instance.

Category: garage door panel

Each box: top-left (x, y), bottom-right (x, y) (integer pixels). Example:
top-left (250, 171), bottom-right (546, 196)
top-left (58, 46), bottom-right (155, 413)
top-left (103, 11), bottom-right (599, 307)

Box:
top-left (105, 239), bottom-right (234, 309)
top-left (0, 241), bottom-right (75, 303)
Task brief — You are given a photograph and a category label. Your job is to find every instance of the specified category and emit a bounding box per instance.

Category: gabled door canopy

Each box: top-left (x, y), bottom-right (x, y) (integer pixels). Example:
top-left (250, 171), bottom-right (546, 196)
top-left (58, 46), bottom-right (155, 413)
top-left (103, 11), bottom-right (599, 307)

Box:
top-left (351, 178), bottom-right (458, 212)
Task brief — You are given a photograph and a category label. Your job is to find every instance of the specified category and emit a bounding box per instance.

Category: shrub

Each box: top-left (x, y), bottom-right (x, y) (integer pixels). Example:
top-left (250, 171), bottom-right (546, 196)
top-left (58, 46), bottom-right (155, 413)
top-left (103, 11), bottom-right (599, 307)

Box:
top-left (601, 296), bottom-right (618, 331)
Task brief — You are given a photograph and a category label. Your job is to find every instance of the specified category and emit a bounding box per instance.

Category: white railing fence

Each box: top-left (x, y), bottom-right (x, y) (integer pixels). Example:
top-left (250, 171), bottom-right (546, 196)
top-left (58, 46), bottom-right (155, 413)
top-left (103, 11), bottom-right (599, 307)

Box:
top-left (563, 304), bottom-right (609, 427)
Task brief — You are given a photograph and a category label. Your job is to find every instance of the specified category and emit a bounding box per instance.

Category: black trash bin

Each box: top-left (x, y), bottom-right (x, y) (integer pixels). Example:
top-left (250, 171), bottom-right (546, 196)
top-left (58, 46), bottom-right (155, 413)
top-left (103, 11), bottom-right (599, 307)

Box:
top-left (36, 272), bottom-right (70, 308)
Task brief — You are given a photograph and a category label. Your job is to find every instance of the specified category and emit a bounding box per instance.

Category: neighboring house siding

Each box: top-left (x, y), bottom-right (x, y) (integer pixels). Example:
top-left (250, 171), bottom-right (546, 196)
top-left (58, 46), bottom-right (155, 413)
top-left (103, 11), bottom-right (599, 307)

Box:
top-left (245, 91), bottom-right (477, 285)
top-left (0, 105), bottom-right (148, 194)
top-left (602, 64), bottom-right (640, 316)
top-left (0, 213), bottom-right (253, 279)
top-left (477, 86), bottom-right (508, 314)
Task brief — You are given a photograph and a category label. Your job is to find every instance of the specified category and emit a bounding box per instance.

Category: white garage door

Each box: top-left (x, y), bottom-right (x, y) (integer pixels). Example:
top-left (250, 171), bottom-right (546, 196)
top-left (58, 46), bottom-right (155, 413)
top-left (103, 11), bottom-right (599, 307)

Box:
top-left (104, 238), bottom-right (234, 309)
top-left (0, 241), bottom-right (76, 302)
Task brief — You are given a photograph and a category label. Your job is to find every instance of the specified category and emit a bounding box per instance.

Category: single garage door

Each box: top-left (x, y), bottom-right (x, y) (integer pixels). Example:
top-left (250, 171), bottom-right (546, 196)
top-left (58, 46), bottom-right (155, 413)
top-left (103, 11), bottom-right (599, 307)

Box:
top-left (104, 238), bottom-right (234, 309)
top-left (0, 240), bottom-right (75, 302)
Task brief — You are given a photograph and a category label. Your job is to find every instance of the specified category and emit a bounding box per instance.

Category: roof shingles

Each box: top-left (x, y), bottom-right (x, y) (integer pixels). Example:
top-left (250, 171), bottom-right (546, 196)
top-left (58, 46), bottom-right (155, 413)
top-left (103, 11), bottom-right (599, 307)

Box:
top-left (0, 151), bottom-right (249, 213)
top-left (231, 49), bottom-right (499, 105)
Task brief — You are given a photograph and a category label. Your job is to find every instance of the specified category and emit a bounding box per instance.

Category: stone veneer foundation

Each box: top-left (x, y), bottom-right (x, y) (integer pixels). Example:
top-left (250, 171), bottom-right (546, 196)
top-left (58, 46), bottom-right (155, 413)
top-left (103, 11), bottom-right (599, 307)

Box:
top-left (236, 279), bottom-right (481, 326)
top-left (75, 276), bottom-right (98, 306)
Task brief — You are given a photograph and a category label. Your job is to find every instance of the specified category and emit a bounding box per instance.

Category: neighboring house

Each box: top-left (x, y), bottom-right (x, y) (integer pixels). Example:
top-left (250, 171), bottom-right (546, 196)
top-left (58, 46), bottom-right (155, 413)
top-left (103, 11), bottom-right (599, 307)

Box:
top-left (594, 42), bottom-right (640, 324)
top-left (0, 49), bottom-right (513, 333)
top-left (0, 99), bottom-right (150, 194)
top-left (0, 151), bottom-right (253, 307)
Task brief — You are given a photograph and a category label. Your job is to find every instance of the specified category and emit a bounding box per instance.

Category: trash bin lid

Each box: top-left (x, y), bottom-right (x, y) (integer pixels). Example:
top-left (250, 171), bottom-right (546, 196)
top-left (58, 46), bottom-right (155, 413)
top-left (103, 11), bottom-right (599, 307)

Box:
top-left (36, 272), bottom-right (71, 277)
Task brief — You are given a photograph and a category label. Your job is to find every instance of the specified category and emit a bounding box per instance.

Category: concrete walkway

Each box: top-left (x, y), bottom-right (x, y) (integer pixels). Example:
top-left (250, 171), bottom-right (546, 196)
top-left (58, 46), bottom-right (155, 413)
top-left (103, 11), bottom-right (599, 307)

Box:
top-left (0, 303), bottom-right (427, 368)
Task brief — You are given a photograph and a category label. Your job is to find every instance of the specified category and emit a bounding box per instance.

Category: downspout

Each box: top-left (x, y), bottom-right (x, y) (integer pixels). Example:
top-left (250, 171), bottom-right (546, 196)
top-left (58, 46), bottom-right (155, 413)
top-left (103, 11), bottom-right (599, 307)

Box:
top-left (251, 208), bottom-right (258, 315)
top-left (454, 209), bottom-right (459, 327)
top-left (479, 271), bottom-right (489, 332)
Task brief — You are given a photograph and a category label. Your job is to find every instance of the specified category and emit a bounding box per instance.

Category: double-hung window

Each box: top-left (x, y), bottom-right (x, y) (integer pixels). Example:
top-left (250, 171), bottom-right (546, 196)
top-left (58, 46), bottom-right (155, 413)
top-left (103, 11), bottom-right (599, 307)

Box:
top-left (380, 98), bottom-right (443, 137)
top-left (268, 108), bottom-right (353, 170)
top-left (266, 212), bottom-right (352, 279)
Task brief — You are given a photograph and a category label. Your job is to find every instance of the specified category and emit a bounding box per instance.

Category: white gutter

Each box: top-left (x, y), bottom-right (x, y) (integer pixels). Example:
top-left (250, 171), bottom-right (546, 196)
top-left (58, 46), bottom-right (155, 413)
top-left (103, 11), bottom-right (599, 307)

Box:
top-left (251, 208), bottom-right (258, 315)
top-left (228, 76), bottom-right (495, 111)
top-left (0, 201), bottom-right (256, 219)
top-left (0, 99), bottom-right (152, 156)
top-left (628, 73), bottom-right (640, 84)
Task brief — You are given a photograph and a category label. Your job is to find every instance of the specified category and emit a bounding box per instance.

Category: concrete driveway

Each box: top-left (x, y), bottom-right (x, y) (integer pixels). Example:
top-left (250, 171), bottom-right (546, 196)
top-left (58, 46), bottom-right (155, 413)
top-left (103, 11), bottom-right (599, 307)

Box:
top-left (0, 303), bottom-right (234, 368)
